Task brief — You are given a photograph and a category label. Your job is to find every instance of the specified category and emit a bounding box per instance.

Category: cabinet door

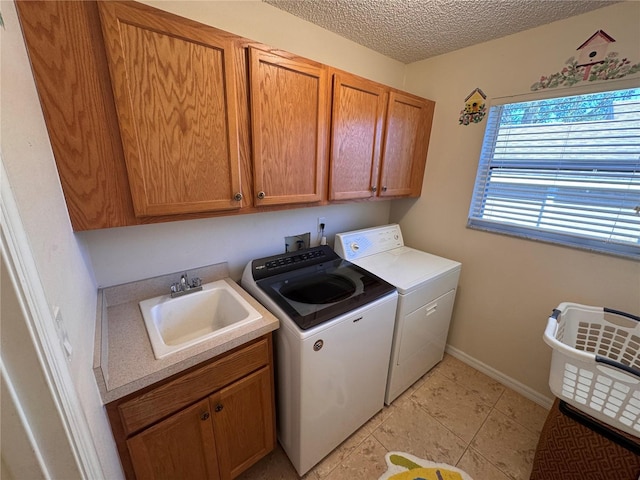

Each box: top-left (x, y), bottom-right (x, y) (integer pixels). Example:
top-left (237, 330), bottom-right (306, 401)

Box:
top-left (127, 399), bottom-right (220, 480)
top-left (98, 1), bottom-right (243, 217)
top-left (210, 367), bottom-right (275, 480)
top-left (329, 72), bottom-right (387, 200)
top-left (16, 0), bottom-right (139, 230)
top-left (379, 91), bottom-right (435, 197)
top-left (249, 48), bottom-right (328, 206)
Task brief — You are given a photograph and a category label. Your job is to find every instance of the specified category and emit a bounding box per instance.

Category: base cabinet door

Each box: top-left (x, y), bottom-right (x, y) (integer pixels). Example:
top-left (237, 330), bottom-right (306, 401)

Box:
top-left (210, 367), bottom-right (275, 480)
top-left (127, 399), bottom-right (220, 480)
top-left (107, 336), bottom-right (275, 479)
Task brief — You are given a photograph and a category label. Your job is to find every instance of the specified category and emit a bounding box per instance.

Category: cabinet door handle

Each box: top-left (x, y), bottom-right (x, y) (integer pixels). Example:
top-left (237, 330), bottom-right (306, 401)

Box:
top-left (200, 412), bottom-right (210, 421)
top-left (257, 191), bottom-right (266, 199)
top-left (371, 186), bottom-right (377, 193)
top-left (214, 404), bottom-right (224, 413)
top-left (381, 186), bottom-right (388, 192)
top-left (233, 192), bottom-right (243, 201)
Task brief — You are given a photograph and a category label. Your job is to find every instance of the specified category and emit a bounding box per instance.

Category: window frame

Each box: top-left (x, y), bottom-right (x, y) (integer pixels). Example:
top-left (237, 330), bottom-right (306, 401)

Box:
top-left (467, 79), bottom-right (640, 261)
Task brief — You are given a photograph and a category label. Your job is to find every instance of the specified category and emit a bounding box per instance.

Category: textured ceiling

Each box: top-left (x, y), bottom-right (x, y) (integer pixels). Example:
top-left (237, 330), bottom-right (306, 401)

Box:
top-left (264, 0), bottom-right (618, 64)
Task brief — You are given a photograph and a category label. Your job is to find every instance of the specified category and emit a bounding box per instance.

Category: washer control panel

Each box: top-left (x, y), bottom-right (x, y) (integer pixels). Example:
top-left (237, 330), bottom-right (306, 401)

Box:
top-left (334, 224), bottom-right (404, 260)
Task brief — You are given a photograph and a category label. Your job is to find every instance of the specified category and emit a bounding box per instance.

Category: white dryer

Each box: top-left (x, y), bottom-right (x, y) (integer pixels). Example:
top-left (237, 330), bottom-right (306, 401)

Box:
top-left (335, 224), bottom-right (461, 404)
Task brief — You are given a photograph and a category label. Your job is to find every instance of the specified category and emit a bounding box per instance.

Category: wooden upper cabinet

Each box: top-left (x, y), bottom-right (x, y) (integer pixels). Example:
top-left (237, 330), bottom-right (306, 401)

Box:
top-left (249, 48), bottom-right (328, 207)
top-left (98, 1), bottom-right (243, 217)
top-left (379, 91), bottom-right (435, 198)
top-left (16, 0), bottom-right (137, 230)
top-left (328, 71), bottom-right (435, 201)
top-left (18, 0), bottom-right (435, 230)
top-left (329, 72), bottom-right (387, 201)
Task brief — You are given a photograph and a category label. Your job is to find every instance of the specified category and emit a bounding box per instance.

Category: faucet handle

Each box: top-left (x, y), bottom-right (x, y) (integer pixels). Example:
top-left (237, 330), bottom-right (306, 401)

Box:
top-left (169, 274), bottom-right (202, 297)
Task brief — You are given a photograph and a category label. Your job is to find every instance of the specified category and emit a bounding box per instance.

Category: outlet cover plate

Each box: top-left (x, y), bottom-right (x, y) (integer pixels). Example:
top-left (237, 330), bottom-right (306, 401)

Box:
top-left (285, 232), bottom-right (310, 252)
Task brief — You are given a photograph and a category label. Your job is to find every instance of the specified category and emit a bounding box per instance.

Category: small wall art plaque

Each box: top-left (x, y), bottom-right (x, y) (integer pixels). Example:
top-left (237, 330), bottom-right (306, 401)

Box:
top-left (459, 88), bottom-right (487, 125)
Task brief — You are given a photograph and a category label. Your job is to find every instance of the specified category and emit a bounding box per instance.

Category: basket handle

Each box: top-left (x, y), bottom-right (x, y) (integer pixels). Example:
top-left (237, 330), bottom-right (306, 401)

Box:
top-left (604, 307), bottom-right (640, 323)
top-left (595, 355), bottom-right (640, 379)
top-left (543, 313), bottom-right (562, 349)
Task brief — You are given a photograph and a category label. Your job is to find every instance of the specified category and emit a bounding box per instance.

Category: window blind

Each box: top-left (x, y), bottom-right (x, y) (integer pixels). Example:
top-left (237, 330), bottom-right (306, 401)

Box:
top-left (468, 87), bottom-right (640, 259)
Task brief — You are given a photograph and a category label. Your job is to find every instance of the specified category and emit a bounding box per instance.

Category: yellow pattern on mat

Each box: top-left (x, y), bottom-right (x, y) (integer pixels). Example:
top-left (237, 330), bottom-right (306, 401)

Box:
top-left (378, 452), bottom-right (473, 480)
top-left (387, 467), bottom-right (463, 480)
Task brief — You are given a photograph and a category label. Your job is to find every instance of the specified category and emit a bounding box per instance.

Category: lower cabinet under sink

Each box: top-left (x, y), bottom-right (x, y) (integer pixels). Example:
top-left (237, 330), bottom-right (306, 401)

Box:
top-left (105, 335), bottom-right (276, 480)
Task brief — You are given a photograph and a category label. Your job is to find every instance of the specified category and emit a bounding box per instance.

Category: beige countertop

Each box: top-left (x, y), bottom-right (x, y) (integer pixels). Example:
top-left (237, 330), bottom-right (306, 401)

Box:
top-left (93, 262), bottom-right (279, 404)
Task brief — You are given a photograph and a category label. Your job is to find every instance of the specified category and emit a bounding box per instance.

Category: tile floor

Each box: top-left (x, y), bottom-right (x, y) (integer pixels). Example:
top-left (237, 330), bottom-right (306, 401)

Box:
top-left (239, 354), bottom-right (550, 480)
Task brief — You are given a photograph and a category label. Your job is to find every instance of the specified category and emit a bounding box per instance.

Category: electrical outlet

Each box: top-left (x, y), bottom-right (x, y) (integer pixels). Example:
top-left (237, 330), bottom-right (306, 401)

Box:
top-left (317, 217), bottom-right (326, 233)
top-left (285, 232), bottom-right (311, 252)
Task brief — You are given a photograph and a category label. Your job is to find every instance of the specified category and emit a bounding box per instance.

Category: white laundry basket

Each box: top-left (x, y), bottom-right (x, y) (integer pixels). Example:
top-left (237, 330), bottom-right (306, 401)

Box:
top-left (543, 302), bottom-right (640, 438)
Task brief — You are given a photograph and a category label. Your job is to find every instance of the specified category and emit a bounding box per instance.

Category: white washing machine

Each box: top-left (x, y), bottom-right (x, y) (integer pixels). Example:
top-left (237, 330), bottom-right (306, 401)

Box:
top-left (241, 246), bottom-right (397, 475)
top-left (335, 224), bottom-right (461, 404)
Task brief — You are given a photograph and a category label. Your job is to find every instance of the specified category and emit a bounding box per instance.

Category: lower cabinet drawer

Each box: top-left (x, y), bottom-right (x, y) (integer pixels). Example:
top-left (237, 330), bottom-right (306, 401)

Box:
top-left (117, 337), bottom-right (270, 435)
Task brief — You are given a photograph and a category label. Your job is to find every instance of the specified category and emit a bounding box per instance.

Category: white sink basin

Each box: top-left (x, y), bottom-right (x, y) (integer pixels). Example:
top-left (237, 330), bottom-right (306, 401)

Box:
top-left (139, 279), bottom-right (263, 359)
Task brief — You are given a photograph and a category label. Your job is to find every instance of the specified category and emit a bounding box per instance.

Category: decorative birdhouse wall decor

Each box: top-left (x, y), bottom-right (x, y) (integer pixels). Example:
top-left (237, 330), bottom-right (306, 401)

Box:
top-left (459, 88), bottom-right (487, 125)
top-left (577, 30), bottom-right (615, 66)
top-left (531, 29), bottom-right (639, 90)
top-left (576, 30), bottom-right (615, 80)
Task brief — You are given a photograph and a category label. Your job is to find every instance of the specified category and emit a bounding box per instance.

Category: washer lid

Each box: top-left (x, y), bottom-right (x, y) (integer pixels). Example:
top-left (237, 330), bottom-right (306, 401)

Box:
top-left (254, 256), bottom-right (395, 330)
top-left (351, 246), bottom-right (461, 294)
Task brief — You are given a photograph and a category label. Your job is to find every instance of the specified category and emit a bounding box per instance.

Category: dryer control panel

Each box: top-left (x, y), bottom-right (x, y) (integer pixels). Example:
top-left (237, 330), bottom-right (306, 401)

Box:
top-left (334, 224), bottom-right (404, 260)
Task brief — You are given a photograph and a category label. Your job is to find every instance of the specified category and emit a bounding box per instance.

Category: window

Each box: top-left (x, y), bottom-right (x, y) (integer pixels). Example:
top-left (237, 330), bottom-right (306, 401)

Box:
top-left (468, 86), bottom-right (640, 260)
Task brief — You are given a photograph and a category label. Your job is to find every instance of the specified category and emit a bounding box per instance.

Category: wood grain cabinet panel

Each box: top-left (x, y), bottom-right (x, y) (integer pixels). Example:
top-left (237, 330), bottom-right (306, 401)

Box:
top-left (127, 368), bottom-right (274, 480)
top-left (15, 0), bottom-right (137, 230)
top-left (106, 335), bottom-right (276, 480)
top-left (117, 337), bottom-right (269, 435)
top-left (127, 399), bottom-right (221, 480)
top-left (98, 1), bottom-right (243, 216)
top-left (328, 71), bottom-right (435, 201)
top-left (329, 72), bottom-right (387, 200)
top-left (18, 0), bottom-right (434, 229)
top-left (379, 91), bottom-right (435, 198)
top-left (249, 48), bottom-right (328, 206)
top-left (210, 367), bottom-right (275, 480)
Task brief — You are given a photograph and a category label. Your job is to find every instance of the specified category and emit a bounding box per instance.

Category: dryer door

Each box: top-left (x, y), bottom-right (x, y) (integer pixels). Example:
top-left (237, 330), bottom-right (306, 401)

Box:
top-left (398, 289), bottom-right (456, 365)
top-left (385, 288), bottom-right (457, 404)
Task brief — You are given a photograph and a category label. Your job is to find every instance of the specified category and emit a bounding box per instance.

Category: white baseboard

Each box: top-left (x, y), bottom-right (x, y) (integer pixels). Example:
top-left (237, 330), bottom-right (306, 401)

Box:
top-left (445, 345), bottom-right (554, 410)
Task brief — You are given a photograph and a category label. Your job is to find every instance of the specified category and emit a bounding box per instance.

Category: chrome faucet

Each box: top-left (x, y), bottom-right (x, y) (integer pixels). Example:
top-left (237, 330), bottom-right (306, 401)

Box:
top-left (170, 273), bottom-right (203, 298)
